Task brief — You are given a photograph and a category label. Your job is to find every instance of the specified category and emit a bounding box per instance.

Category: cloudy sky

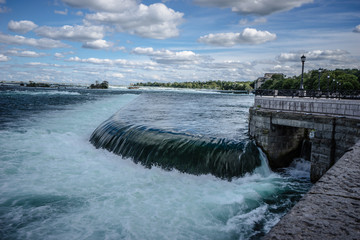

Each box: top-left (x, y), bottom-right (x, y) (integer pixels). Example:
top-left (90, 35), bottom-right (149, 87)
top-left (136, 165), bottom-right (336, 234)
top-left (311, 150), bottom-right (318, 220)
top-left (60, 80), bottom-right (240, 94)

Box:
top-left (0, 0), bottom-right (359, 85)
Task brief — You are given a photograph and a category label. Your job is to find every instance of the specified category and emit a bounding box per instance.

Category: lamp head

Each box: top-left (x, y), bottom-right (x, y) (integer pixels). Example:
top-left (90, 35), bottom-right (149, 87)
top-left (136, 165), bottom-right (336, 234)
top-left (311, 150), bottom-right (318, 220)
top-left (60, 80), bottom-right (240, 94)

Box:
top-left (301, 55), bottom-right (306, 63)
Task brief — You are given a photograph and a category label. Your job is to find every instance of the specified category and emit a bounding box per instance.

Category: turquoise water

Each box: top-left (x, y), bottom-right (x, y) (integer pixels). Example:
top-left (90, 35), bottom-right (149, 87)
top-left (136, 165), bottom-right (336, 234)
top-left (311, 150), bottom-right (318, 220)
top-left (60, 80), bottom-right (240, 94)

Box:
top-left (0, 87), bottom-right (311, 239)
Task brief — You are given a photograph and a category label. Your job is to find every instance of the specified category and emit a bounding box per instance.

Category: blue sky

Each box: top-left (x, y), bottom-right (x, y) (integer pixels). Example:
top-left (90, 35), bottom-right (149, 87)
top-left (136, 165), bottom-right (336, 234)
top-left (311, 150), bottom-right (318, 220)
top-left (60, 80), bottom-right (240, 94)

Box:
top-left (0, 0), bottom-right (359, 85)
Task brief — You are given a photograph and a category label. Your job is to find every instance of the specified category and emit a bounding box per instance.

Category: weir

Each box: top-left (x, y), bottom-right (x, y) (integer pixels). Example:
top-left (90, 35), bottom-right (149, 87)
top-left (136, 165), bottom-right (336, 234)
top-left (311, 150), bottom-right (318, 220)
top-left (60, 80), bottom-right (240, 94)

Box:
top-left (90, 116), bottom-right (264, 179)
top-left (249, 95), bottom-right (360, 182)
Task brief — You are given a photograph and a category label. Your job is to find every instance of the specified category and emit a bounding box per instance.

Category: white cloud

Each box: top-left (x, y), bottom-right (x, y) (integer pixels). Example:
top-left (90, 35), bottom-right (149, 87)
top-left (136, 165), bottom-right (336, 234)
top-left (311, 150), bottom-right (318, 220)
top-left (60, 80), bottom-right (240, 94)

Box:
top-left (5, 49), bottom-right (46, 57)
top-left (0, 2), bottom-right (10, 13)
top-left (353, 24), bottom-right (360, 33)
top-left (277, 50), bottom-right (350, 62)
top-left (62, 0), bottom-right (184, 40)
top-left (272, 49), bottom-right (360, 73)
top-left (25, 62), bottom-right (62, 68)
top-left (85, 3), bottom-right (184, 39)
top-left (108, 72), bottom-right (124, 78)
top-left (204, 60), bottom-right (253, 70)
top-left (35, 25), bottom-right (105, 41)
top-left (54, 9), bottom-right (68, 15)
top-left (82, 39), bottom-right (113, 49)
top-left (62, 0), bottom-right (137, 13)
top-left (55, 52), bottom-right (65, 58)
top-left (113, 46), bottom-right (126, 52)
top-left (67, 56), bottom-right (157, 68)
top-left (132, 47), bottom-right (205, 64)
top-left (198, 28), bottom-right (276, 47)
top-left (26, 62), bottom-right (50, 66)
top-left (194, 0), bottom-right (313, 16)
top-left (68, 56), bottom-right (113, 65)
top-left (0, 0), bottom-right (9, 13)
top-left (0, 53), bottom-right (9, 62)
top-left (8, 20), bottom-right (38, 34)
top-left (54, 51), bottom-right (74, 58)
top-left (0, 32), bottom-right (69, 49)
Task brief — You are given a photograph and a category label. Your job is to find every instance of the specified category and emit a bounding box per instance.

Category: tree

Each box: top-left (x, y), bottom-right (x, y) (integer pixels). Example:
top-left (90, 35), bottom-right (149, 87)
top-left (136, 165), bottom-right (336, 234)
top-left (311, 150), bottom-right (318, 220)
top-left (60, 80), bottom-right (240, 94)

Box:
top-left (259, 79), bottom-right (274, 89)
top-left (90, 81), bottom-right (109, 89)
top-left (257, 69), bottom-right (360, 91)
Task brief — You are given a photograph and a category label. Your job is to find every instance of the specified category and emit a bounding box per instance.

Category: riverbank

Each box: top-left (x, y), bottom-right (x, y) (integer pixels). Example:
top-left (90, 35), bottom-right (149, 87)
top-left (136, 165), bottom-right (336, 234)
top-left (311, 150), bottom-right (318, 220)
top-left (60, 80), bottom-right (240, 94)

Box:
top-left (264, 140), bottom-right (360, 239)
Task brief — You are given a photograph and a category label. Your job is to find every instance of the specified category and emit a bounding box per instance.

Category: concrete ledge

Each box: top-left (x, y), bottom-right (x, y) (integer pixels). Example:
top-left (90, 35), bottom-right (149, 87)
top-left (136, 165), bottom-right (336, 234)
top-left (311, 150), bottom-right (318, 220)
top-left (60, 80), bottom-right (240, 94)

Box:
top-left (255, 96), bottom-right (360, 119)
top-left (264, 141), bottom-right (360, 239)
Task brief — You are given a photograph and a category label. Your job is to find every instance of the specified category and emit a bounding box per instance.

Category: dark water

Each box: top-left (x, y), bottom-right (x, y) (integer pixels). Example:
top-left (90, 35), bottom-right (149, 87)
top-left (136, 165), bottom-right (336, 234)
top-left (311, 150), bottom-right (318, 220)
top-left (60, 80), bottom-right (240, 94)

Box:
top-left (0, 85), bottom-right (312, 240)
top-left (90, 91), bottom-right (263, 179)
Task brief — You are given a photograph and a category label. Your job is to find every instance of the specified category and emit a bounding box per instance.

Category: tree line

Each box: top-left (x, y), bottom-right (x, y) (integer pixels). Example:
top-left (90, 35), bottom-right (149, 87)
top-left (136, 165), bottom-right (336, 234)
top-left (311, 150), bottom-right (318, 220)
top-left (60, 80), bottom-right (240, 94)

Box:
top-left (133, 69), bottom-right (360, 91)
top-left (259, 69), bottom-right (360, 90)
top-left (134, 80), bottom-right (254, 91)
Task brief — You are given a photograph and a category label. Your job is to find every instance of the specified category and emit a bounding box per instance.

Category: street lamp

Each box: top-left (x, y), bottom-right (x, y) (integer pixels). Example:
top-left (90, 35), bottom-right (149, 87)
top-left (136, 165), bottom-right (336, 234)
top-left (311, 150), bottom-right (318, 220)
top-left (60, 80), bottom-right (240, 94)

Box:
top-left (318, 68), bottom-right (323, 91)
top-left (327, 75), bottom-right (330, 91)
top-left (300, 55), bottom-right (306, 90)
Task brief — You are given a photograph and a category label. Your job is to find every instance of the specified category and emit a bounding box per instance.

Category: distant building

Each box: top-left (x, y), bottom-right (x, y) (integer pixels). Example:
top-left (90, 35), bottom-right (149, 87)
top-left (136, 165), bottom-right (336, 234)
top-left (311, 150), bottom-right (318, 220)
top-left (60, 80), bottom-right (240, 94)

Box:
top-left (254, 73), bottom-right (284, 89)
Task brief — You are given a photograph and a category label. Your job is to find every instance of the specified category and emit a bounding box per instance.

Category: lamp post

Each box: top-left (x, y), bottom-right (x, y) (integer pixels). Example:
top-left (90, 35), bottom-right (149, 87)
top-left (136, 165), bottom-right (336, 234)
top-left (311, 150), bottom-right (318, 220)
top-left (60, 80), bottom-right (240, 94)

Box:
top-left (300, 55), bottom-right (306, 90)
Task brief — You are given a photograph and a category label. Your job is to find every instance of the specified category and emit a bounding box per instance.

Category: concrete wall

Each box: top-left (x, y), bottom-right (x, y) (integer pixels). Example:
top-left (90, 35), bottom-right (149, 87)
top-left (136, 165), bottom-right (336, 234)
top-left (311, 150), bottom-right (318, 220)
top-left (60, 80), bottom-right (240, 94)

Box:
top-left (264, 140), bottom-right (360, 240)
top-left (249, 108), bottom-right (305, 168)
top-left (249, 99), bottom-right (360, 182)
top-left (255, 96), bottom-right (360, 118)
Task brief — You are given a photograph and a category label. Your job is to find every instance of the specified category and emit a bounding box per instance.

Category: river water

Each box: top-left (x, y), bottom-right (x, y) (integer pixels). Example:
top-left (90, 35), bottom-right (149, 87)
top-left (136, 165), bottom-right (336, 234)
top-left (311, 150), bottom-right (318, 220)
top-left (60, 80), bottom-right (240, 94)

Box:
top-left (0, 86), bottom-right (311, 240)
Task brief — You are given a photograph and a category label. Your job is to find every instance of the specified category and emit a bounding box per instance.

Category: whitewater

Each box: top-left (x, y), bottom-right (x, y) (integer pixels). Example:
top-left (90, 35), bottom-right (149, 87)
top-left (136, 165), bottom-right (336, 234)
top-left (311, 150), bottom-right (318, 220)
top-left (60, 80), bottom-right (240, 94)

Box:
top-left (0, 87), bottom-right (311, 240)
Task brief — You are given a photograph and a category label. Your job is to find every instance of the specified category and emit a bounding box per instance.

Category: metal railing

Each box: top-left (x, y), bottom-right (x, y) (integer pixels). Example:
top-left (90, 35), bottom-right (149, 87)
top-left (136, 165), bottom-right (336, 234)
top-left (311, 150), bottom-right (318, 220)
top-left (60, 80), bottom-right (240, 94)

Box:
top-left (255, 89), bottom-right (360, 100)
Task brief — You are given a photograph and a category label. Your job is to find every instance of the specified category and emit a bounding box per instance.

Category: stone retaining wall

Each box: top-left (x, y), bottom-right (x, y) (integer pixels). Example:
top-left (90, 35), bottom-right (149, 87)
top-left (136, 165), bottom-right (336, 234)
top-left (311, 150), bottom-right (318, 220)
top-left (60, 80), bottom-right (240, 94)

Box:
top-left (249, 107), bottom-right (360, 182)
top-left (263, 141), bottom-right (360, 240)
top-left (255, 96), bottom-right (360, 118)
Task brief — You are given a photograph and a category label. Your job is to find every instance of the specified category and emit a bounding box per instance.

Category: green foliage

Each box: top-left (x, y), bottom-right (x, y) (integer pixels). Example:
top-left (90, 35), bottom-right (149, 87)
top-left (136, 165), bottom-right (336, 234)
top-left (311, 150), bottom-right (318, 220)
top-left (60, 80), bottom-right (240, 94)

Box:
top-left (134, 80), bottom-right (253, 91)
top-left (26, 81), bottom-right (50, 88)
top-left (90, 81), bottom-right (109, 89)
top-left (259, 68), bottom-right (360, 90)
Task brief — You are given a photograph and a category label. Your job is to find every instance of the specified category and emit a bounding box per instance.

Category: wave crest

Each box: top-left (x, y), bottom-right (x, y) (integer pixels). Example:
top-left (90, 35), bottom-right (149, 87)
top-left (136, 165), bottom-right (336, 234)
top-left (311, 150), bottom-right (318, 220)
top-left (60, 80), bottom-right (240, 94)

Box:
top-left (90, 117), bottom-right (263, 179)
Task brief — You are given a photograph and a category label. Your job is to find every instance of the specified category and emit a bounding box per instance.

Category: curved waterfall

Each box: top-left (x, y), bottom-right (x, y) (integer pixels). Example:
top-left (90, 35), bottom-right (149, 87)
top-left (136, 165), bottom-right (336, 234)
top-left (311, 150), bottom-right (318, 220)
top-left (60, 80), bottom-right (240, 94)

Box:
top-left (90, 115), bottom-right (263, 179)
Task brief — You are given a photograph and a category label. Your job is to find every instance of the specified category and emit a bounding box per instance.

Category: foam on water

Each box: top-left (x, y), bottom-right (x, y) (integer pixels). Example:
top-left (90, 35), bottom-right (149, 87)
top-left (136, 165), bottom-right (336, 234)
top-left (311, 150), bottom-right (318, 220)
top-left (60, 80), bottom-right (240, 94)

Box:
top-left (284, 158), bottom-right (311, 179)
top-left (3, 89), bottom-right (82, 96)
top-left (0, 90), bottom-right (310, 240)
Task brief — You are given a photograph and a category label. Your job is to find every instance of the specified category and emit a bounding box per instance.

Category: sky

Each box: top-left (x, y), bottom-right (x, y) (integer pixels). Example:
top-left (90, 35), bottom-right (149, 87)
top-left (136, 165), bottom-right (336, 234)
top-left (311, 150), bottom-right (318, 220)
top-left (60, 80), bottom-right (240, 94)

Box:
top-left (0, 0), bottom-right (360, 85)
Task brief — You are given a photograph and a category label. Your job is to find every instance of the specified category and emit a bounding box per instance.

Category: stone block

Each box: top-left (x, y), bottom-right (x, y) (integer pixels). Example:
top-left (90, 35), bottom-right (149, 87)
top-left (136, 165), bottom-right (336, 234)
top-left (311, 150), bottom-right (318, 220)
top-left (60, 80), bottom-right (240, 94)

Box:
top-left (345, 109), bottom-right (354, 116)
top-left (335, 109), bottom-right (345, 115)
top-left (334, 132), bottom-right (347, 142)
top-left (322, 124), bottom-right (333, 132)
top-left (350, 104), bottom-right (358, 110)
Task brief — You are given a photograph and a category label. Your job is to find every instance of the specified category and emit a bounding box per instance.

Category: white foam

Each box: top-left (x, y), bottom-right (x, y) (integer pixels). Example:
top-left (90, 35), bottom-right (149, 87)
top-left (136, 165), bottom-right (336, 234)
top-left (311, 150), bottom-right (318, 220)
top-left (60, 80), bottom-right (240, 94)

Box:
top-left (0, 92), bottom-right (301, 239)
top-left (3, 90), bottom-right (81, 95)
top-left (287, 158), bottom-right (311, 179)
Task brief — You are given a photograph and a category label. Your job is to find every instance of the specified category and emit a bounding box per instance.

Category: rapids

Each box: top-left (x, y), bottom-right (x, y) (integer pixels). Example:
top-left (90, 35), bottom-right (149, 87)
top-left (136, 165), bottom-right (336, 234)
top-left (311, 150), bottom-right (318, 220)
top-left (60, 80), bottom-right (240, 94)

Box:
top-left (0, 87), bottom-right (312, 240)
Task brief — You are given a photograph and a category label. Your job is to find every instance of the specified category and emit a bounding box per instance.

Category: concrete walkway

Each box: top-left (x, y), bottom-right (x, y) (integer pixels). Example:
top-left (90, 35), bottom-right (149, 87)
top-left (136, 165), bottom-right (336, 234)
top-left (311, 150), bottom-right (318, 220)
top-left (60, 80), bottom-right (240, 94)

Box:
top-left (264, 141), bottom-right (360, 240)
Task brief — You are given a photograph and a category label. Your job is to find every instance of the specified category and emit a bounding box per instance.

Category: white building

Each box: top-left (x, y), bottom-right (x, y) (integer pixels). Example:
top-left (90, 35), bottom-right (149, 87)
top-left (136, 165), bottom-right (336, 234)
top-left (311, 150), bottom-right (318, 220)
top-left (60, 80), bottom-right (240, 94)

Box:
top-left (254, 73), bottom-right (284, 89)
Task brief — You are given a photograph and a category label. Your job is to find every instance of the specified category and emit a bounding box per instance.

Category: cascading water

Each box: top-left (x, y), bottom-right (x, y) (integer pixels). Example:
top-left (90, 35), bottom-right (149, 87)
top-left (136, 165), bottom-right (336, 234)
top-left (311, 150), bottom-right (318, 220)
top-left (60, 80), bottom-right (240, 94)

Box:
top-left (90, 118), bottom-right (263, 179)
top-left (0, 86), bottom-right (312, 240)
